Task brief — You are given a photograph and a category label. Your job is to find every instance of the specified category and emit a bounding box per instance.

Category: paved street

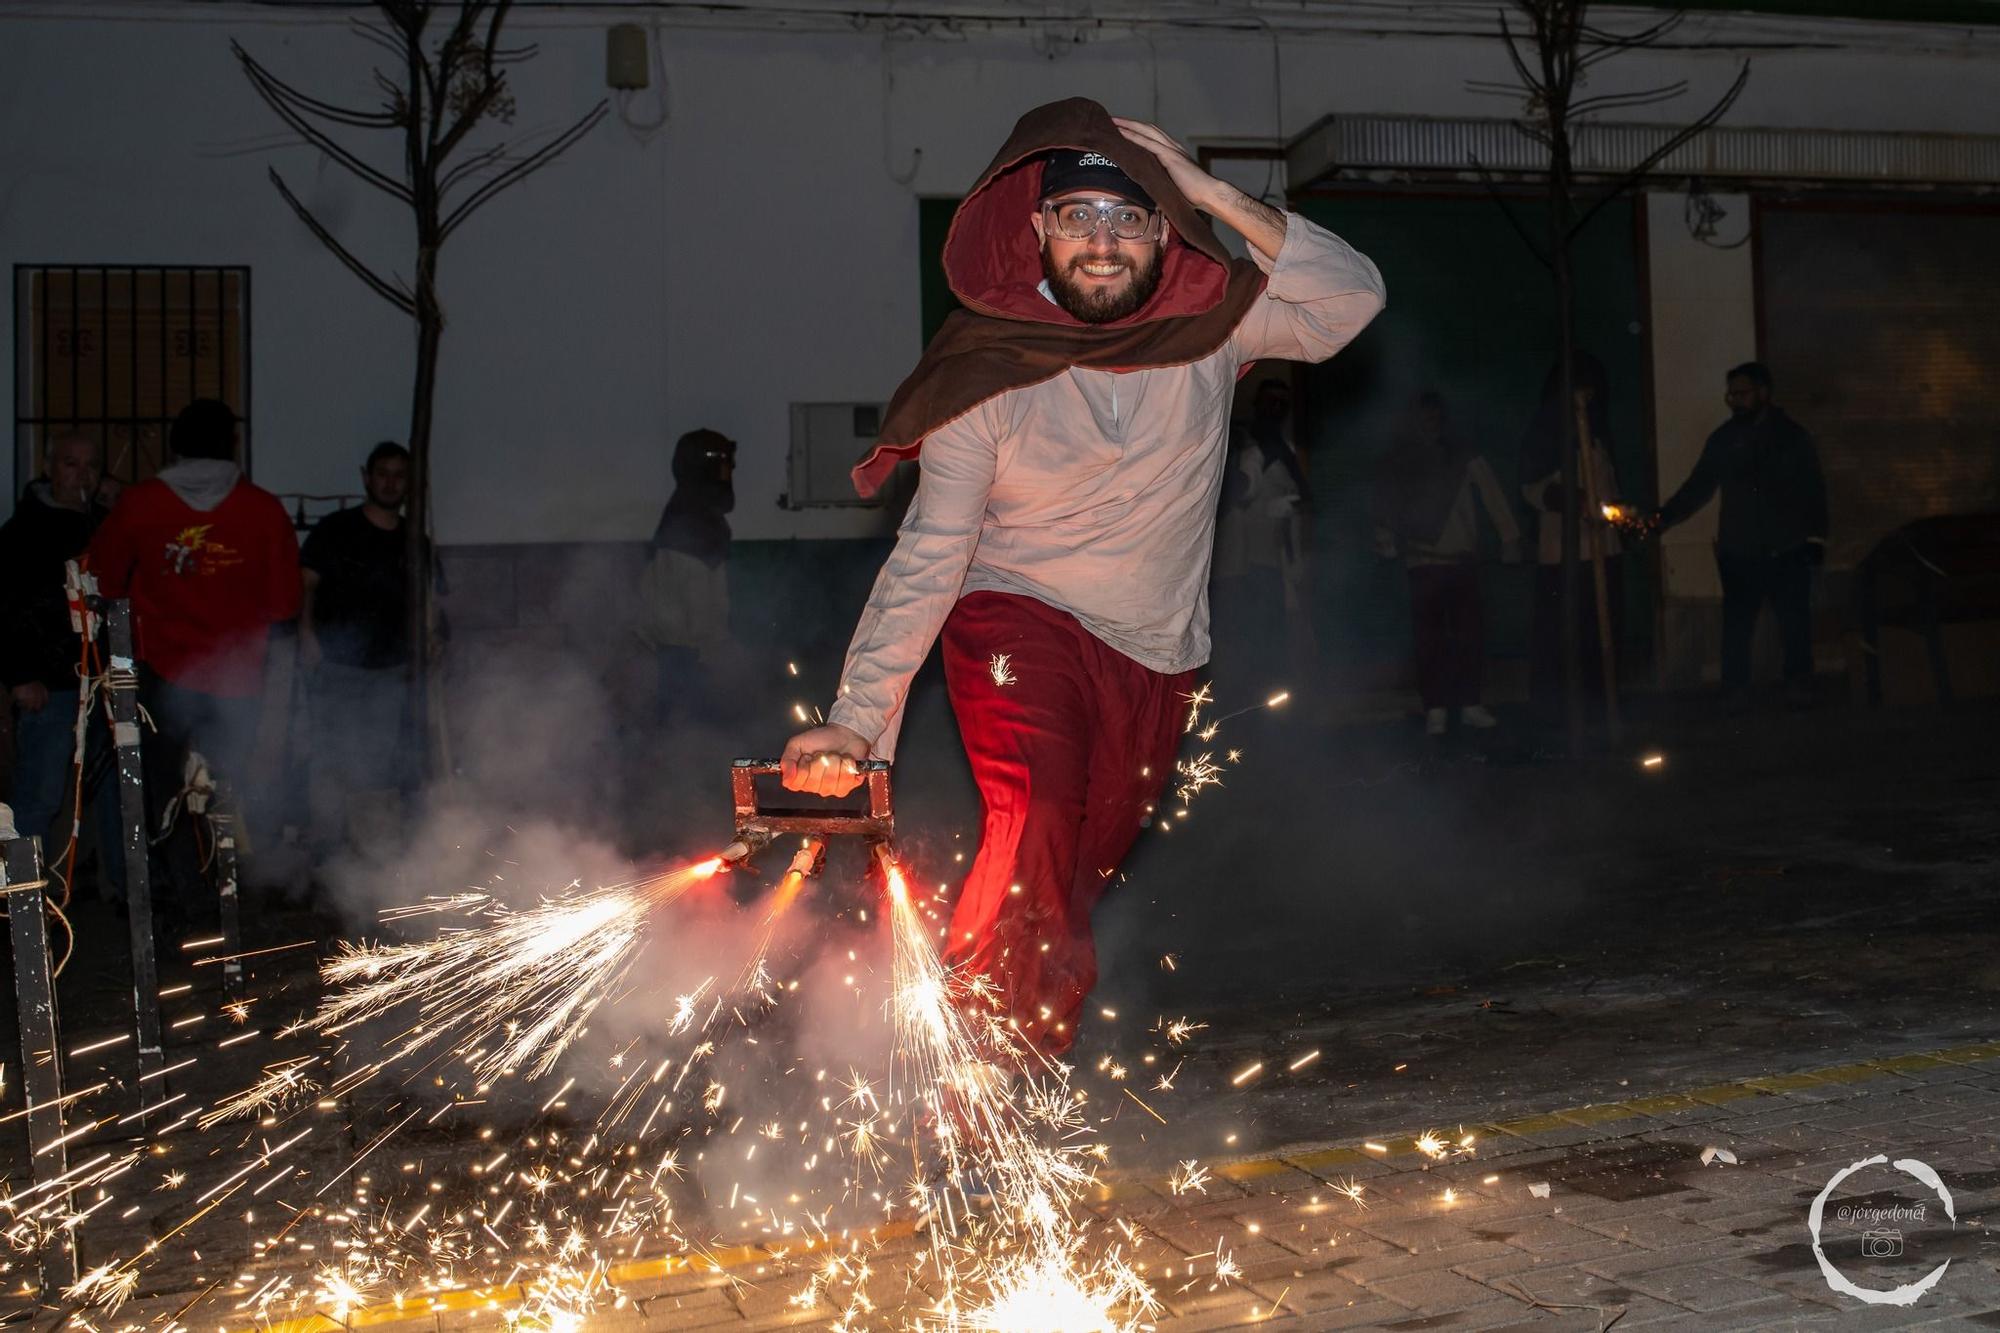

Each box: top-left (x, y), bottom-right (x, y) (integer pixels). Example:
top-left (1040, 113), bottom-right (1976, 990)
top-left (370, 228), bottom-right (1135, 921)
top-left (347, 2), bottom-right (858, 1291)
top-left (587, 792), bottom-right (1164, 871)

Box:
top-left (14, 692), bottom-right (2000, 1330)
top-left (102, 1038), bottom-right (2000, 1330)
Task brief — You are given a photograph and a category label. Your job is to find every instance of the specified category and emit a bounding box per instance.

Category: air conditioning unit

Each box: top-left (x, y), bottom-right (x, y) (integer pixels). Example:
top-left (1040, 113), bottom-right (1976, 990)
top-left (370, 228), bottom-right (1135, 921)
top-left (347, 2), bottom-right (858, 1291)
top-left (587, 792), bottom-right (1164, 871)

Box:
top-left (785, 402), bottom-right (891, 509)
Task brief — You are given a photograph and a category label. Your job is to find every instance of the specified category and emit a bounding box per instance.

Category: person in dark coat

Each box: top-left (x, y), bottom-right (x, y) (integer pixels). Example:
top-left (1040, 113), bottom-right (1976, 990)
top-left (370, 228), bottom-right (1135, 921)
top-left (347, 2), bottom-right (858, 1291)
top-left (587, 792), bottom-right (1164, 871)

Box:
top-left (1653, 361), bottom-right (1828, 705)
top-left (0, 432), bottom-right (116, 884)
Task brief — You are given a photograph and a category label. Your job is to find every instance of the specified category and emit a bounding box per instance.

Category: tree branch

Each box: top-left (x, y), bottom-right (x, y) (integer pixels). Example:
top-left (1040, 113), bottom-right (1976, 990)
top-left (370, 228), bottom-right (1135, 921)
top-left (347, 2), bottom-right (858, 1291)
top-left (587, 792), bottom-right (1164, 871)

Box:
top-left (1569, 60), bottom-right (1750, 240)
top-left (1496, 8), bottom-right (1549, 97)
top-left (1569, 81), bottom-right (1689, 118)
top-left (236, 45), bottom-right (414, 203)
top-left (439, 101), bottom-right (608, 239)
top-left (1470, 152), bottom-right (1551, 270)
top-left (433, 1), bottom-right (514, 163)
top-left (1579, 11), bottom-right (1683, 53)
top-left (267, 168), bottom-right (417, 316)
top-left (228, 40), bottom-right (400, 128)
top-left (438, 141), bottom-right (511, 197)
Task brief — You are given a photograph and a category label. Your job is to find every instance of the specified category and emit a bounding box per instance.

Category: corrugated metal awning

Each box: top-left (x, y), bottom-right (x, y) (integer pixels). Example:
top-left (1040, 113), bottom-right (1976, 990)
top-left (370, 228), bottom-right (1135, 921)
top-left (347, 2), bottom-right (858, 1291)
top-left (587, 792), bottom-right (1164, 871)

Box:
top-left (1288, 114), bottom-right (2000, 188)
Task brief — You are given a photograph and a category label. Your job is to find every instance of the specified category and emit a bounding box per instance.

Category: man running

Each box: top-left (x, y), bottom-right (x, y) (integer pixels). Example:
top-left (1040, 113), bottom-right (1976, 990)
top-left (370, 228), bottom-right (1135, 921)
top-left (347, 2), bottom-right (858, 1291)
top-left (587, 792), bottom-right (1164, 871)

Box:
top-left (782, 98), bottom-right (1384, 1057)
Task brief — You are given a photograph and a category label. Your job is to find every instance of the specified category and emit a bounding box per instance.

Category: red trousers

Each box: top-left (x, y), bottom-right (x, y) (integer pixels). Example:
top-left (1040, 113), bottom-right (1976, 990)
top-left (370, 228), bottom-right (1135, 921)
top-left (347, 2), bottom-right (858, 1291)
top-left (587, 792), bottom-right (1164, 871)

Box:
top-left (939, 592), bottom-right (1192, 1058)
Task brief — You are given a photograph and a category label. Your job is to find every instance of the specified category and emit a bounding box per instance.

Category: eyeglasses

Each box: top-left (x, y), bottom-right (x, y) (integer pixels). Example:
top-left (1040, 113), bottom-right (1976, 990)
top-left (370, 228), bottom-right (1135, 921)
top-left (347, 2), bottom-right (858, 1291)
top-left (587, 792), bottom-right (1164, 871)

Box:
top-left (1040, 198), bottom-right (1162, 243)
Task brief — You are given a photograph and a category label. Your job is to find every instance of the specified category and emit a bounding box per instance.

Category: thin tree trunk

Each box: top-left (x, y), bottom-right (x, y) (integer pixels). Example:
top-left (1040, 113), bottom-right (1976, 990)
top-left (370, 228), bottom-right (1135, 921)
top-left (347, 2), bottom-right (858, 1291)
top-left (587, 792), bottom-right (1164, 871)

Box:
top-left (407, 256), bottom-right (441, 781)
top-left (1550, 155), bottom-right (1585, 757)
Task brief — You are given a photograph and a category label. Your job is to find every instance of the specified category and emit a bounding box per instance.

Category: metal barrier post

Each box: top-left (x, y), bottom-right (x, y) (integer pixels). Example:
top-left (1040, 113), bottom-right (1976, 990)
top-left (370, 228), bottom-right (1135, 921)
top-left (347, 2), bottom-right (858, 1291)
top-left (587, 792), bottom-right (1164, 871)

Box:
top-left (103, 600), bottom-right (164, 1100)
top-left (3, 835), bottom-right (81, 1293)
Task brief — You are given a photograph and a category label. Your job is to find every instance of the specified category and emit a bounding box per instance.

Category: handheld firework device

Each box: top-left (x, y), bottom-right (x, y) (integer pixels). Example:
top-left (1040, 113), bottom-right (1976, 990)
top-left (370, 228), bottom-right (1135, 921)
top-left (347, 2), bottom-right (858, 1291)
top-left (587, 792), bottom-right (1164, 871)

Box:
top-left (719, 757), bottom-right (896, 886)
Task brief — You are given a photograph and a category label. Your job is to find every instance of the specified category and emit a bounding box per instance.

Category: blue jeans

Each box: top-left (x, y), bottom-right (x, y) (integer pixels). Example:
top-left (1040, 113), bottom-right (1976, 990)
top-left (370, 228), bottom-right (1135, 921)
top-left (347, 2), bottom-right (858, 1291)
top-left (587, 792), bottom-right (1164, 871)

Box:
top-left (9, 689), bottom-right (123, 899)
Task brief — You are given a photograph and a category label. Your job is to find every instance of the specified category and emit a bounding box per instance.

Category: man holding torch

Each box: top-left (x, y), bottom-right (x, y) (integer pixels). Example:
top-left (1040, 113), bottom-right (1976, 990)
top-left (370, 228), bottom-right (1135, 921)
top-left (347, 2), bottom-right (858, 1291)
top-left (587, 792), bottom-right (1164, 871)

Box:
top-left (782, 98), bottom-right (1384, 1059)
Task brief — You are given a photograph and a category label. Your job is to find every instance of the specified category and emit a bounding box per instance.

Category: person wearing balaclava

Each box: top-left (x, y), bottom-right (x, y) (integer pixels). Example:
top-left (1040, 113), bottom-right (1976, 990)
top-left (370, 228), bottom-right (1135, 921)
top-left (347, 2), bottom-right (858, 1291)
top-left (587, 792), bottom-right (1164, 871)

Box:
top-left (638, 428), bottom-right (737, 727)
top-left (780, 99), bottom-right (1386, 1063)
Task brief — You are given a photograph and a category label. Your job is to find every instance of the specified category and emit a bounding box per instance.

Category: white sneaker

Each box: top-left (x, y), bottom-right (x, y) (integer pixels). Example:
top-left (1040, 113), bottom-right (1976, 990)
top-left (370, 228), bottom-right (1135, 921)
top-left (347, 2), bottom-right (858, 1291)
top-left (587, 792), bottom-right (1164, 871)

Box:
top-left (1424, 708), bottom-right (1448, 736)
top-left (1460, 705), bottom-right (1499, 729)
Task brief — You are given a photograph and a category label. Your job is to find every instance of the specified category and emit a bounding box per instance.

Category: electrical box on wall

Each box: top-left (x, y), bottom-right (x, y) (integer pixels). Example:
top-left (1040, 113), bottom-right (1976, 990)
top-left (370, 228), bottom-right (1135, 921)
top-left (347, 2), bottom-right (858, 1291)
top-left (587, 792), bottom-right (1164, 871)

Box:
top-left (606, 25), bottom-right (649, 90)
top-left (785, 403), bottom-right (890, 509)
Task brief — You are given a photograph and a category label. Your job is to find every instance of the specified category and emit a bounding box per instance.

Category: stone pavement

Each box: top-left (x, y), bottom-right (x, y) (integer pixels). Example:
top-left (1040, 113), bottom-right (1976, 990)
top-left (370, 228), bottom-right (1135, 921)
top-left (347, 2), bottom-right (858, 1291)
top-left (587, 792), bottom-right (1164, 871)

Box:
top-left (196, 1039), bottom-right (2000, 1333)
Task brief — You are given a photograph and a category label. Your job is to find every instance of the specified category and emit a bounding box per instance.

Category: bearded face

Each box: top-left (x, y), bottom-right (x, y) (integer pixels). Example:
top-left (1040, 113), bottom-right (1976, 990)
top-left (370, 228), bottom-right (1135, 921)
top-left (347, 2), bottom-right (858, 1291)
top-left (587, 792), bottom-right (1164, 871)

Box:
top-left (1039, 237), bottom-right (1166, 324)
top-left (1033, 193), bottom-right (1169, 325)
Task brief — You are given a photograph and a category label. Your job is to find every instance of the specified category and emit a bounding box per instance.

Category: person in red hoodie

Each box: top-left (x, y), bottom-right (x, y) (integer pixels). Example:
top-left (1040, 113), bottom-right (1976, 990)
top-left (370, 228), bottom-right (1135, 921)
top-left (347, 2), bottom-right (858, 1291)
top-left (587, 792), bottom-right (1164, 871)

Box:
top-left (87, 400), bottom-right (300, 845)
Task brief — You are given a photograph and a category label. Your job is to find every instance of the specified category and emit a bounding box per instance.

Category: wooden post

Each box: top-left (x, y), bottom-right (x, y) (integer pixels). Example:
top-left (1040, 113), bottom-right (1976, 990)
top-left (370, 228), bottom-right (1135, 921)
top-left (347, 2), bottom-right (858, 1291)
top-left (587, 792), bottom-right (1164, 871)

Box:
top-left (3, 835), bottom-right (81, 1293)
top-left (1573, 398), bottom-right (1623, 740)
top-left (102, 600), bottom-right (164, 1102)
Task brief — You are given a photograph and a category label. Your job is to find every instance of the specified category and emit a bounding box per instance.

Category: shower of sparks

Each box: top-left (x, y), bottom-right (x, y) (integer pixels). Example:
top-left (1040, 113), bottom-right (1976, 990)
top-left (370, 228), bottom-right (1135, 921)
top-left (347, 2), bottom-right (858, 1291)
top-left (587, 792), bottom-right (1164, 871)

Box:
top-left (310, 859), bottom-right (722, 1083)
top-left (1181, 682), bottom-right (1213, 733)
top-left (988, 653), bottom-right (1018, 687)
top-left (1332, 1177), bottom-right (1369, 1209)
top-left (881, 865), bottom-right (1161, 1330)
top-left (41, 833), bottom-right (1221, 1329)
top-left (1168, 1161), bottom-right (1211, 1197)
top-left (1173, 752), bottom-right (1224, 808)
top-left (1414, 1129), bottom-right (1477, 1162)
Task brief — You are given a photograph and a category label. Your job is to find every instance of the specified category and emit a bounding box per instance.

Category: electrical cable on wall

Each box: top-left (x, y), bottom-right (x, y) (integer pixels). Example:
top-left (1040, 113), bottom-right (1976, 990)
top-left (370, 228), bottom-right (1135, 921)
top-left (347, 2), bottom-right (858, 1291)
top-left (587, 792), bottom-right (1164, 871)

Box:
top-left (1685, 176), bottom-right (1750, 249)
top-left (882, 35), bottom-right (921, 186)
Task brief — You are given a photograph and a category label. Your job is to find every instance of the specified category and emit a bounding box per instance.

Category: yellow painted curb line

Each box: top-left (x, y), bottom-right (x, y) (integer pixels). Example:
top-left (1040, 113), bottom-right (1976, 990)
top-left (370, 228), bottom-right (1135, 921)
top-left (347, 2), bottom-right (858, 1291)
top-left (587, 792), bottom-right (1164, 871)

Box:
top-left (227, 1037), bottom-right (2000, 1331)
top-left (248, 1220), bottom-right (922, 1333)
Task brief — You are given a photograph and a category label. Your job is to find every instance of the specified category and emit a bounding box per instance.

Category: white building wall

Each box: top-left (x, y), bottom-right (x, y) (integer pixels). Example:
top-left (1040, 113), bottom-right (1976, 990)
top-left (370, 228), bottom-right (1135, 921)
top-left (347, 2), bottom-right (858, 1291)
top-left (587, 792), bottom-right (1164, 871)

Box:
top-left (1644, 189), bottom-right (1757, 604)
top-left (3, 4), bottom-right (1996, 543)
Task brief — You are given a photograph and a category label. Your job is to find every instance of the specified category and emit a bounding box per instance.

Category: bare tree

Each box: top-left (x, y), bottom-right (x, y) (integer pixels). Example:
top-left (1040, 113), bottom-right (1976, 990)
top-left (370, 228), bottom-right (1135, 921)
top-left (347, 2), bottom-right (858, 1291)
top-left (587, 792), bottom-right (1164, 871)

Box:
top-left (1471, 3), bottom-right (1747, 755)
top-left (235, 3), bottom-right (608, 773)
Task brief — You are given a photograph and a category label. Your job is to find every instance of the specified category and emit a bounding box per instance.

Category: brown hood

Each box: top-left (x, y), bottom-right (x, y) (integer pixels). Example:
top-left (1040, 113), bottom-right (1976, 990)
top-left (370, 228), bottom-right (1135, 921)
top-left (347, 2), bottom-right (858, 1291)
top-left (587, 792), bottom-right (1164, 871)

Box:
top-left (853, 97), bottom-right (1266, 497)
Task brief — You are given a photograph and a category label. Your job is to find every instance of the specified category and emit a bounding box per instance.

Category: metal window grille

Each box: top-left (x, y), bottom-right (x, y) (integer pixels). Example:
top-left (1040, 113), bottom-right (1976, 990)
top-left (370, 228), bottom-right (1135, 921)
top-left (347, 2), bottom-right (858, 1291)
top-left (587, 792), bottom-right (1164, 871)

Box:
top-left (13, 266), bottom-right (251, 493)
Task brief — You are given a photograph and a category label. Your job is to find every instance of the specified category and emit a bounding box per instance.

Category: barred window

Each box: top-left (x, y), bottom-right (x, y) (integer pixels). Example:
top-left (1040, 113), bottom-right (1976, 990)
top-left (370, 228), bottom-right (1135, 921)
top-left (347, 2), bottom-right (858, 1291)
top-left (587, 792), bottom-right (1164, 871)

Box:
top-left (13, 266), bottom-right (250, 490)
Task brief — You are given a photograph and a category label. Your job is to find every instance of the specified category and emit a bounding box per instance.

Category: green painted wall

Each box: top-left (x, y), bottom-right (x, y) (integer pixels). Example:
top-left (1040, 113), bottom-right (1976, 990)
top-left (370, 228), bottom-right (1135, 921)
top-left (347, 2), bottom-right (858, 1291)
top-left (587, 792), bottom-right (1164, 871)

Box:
top-left (1292, 194), bottom-right (1652, 677)
top-left (910, 191), bottom-right (1653, 681)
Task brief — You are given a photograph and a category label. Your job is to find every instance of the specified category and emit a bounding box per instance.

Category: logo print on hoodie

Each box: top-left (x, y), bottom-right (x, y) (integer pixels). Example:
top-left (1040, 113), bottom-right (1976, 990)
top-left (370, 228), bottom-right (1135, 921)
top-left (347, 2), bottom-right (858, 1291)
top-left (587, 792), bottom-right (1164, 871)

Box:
top-left (163, 524), bottom-right (244, 576)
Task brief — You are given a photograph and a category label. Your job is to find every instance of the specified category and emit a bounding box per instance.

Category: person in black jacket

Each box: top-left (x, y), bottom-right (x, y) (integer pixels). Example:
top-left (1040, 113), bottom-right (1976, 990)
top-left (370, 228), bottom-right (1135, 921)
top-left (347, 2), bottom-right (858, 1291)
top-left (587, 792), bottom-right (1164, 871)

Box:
top-left (1653, 362), bottom-right (1829, 702)
top-left (0, 432), bottom-right (115, 870)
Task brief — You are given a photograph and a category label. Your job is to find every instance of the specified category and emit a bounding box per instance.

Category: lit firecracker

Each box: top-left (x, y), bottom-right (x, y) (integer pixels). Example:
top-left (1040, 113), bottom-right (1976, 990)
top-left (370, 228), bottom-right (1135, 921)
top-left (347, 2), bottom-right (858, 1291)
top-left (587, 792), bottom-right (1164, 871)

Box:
top-left (1600, 503), bottom-right (1656, 536)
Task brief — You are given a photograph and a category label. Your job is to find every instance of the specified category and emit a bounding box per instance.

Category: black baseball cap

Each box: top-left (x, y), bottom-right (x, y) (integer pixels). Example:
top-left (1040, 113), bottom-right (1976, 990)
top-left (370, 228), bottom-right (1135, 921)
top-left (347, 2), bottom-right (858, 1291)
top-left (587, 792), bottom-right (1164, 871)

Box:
top-left (1038, 148), bottom-right (1155, 209)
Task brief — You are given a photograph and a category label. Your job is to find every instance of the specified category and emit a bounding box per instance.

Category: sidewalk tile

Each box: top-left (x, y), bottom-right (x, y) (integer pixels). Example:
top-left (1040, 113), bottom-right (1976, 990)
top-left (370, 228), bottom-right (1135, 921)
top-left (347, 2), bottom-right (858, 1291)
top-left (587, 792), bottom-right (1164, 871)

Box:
top-left (1338, 1240), bottom-right (1520, 1283)
top-left (1362, 1267), bottom-right (1516, 1314)
top-left (1452, 1238), bottom-right (1642, 1281)
top-left (1613, 1262), bottom-right (1797, 1312)
top-left (1579, 1212), bottom-right (1755, 1251)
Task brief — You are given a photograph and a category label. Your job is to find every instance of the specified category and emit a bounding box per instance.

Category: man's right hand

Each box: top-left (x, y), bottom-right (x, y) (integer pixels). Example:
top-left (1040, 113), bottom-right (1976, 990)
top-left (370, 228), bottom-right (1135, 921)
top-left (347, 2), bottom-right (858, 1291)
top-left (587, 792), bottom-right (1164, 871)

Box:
top-left (780, 722), bottom-right (872, 797)
top-left (10, 682), bottom-right (50, 712)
